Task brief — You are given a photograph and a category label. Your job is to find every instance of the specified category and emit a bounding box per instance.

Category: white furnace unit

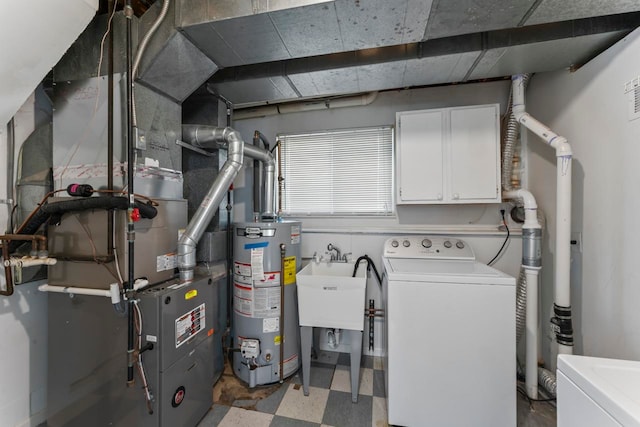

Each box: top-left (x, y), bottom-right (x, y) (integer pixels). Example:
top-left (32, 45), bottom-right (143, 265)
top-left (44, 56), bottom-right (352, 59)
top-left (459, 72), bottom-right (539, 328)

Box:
top-left (381, 236), bottom-right (516, 426)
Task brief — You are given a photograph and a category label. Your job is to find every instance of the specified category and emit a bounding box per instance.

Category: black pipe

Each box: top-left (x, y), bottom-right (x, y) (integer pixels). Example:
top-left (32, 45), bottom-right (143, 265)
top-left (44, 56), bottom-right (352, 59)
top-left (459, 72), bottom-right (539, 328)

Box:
top-left (125, 0), bottom-right (135, 386)
top-left (352, 254), bottom-right (382, 286)
top-left (8, 197), bottom-right (156, 253)
top-left (107, 0), bottom-right (115, 258)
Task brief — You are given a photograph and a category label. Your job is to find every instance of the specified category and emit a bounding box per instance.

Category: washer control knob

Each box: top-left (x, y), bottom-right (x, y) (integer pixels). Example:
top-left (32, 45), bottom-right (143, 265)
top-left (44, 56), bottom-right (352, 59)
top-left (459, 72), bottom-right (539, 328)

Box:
top-left (391, 240), bottom-right (399, 248)
top-left (443, 240), bottom-right (452, 249)
top-left (403, 240), bottom-right (411, 247)
top-left (421, 239), bottom-right (432, 248)
top-left (456, 241), bottom-right (465, 249)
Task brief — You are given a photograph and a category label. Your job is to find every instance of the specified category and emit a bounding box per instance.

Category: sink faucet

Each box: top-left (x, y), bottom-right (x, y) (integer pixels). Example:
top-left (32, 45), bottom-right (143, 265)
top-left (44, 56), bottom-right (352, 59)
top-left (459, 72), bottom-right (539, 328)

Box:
top-left (327, 243), bottom-right (341, 262)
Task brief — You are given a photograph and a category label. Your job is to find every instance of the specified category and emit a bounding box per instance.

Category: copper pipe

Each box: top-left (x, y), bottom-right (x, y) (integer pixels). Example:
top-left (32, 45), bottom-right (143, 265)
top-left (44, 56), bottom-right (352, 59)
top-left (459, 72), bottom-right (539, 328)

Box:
top-left (279, 243), bottom-right (286, 383)
top-left (1, 242), bottom-right (14, 296)
top-left (0, 234), bottom-right (47, 252)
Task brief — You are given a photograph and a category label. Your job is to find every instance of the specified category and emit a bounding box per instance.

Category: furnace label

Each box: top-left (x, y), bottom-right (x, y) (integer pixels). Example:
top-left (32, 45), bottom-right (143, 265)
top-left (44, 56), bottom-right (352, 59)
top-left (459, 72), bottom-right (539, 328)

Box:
top-left (156, 253), bottom-right (177, 272)
top-left (175, 303), bottom-right (205, 348)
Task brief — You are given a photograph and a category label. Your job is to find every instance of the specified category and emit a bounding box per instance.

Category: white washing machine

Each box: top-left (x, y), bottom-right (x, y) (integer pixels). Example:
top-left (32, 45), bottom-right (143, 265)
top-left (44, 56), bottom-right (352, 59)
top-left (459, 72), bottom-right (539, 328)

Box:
top-left (382, 236), bottom-right (516, 427)
top-left (558, 355), bottom-right (640, 427)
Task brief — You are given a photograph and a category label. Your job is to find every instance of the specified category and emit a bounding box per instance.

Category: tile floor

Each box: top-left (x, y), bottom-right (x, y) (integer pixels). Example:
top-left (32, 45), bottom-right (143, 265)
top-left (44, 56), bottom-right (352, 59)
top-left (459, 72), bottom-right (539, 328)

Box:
top-left (198, 351), bottom-right (557, 427)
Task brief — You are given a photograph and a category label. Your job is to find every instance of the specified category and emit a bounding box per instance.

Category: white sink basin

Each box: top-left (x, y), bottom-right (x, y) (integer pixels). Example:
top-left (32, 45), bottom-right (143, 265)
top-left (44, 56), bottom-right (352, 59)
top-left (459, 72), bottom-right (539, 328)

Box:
top-left (559, 355), bottom-right (640, 426)
top-left (296, 261), bottom-right (367, 330)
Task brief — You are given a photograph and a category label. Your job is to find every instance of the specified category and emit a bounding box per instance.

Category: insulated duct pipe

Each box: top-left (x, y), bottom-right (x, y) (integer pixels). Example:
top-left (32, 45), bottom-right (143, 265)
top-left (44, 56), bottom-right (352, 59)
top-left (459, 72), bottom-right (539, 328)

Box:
top-left (183, 125), bottom-right (276, 220)
top-left (232, 92), bottom-right (378, 121)
top-left (512, 74), bottom-right (574, 356)
top-left (131, 0), bottom-right (170, 128)
top-left (178, 127), bottom-right (244, 282)
top-left (504, 189), bottom-right (542, 399)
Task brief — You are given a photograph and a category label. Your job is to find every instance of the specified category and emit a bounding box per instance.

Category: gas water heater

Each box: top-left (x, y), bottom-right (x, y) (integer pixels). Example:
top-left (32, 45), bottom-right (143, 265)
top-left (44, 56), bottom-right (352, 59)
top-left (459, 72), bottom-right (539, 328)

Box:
top-left (233, 221), bottom-right (301, 386)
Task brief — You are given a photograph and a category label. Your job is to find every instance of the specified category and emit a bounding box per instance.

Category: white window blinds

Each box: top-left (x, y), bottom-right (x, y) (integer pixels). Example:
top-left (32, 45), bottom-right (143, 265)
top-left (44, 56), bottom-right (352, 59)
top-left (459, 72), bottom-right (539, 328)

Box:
top-left (278, 126), bottom-right (394, 215)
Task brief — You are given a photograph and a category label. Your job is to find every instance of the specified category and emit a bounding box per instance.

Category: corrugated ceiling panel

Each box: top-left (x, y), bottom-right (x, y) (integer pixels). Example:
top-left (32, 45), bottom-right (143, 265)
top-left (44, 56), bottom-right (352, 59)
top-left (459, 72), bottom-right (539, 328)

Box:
top-left (335, 0), bottom-right (432, 50)
top-left (270, 2), bottom-right (344, 57)
top-left (468, 31), bottom-right (628, 80)
top-left (425, 0), bottom-right (536, 39)
top-left (182, 23), bottom-right (244, 67)
top-left (210, 76), bottom-right (299, 104)
top-left (403, 52), bottom-right (481, 86)
top-left (289, 68), bottom-right (359, 97)
top-left (525, 0), bottom-right (640, 25)
top-left (356, 62), bottom-right (407, 92)
top-left (211, 13), bottom-right (291, 64)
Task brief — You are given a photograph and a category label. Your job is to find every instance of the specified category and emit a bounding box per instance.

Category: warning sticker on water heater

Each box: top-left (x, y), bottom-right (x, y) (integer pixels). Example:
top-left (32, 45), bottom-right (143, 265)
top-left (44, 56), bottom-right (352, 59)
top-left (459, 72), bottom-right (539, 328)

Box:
top-left (251, 248), bottom-right (265, 281)
top-left (175, 303), bottom-right (206, 348)
top-left (290, 225), bottom-right (301, 244)
top-left (233, 282), bottom-right (281, 318)
top-left (234, 261), bottom-right (252, 277)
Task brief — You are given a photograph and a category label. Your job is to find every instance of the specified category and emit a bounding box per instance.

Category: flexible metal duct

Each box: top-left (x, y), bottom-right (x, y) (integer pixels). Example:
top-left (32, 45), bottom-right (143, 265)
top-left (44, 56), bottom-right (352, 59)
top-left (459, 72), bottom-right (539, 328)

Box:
top-left (502, 74), bottom-right (530, 192)
top-left (177, 127), bottom-right (244, 282)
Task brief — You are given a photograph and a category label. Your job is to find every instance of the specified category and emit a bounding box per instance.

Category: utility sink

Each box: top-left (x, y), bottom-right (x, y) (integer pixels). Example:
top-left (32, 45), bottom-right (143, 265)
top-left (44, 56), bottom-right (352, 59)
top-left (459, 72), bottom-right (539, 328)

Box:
top-left (297, 261), bottom-right (367, 331)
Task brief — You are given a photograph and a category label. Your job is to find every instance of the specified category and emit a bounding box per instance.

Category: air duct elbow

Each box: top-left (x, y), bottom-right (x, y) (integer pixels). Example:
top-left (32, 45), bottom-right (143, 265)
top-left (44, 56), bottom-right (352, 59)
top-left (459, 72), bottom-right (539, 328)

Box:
top-left (177, 126), bottom-right (245, 282)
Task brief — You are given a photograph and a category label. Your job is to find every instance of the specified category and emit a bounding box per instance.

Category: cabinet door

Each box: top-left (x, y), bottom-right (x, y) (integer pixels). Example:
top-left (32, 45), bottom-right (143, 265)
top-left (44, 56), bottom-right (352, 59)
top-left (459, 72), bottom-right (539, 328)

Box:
top-left (449, 105), bottom-right (500, 202)
top-left (397, 110), bottom-right (444, 202)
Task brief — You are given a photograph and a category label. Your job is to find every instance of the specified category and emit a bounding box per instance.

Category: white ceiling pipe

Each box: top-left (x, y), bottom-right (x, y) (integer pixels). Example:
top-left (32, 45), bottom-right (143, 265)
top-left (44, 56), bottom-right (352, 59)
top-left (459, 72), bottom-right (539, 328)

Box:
top-left (512, 74), bottom-right (573, 356)
top-left (233, 92), bottom-right (378, 120)
top-left (504, 189), bottom-right (541, 399)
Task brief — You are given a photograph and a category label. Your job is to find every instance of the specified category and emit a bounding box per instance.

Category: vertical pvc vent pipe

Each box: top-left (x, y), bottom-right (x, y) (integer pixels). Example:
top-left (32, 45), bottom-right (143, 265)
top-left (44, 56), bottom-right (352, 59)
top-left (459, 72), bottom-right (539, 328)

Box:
top-left (511, 74), bottom-right (574, 356)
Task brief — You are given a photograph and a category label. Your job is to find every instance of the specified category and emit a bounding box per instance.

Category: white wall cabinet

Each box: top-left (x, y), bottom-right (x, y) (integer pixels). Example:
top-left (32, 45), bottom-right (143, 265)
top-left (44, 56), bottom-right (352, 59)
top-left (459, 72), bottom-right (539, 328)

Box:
top-left (396, 104), bottom-right (501, 204)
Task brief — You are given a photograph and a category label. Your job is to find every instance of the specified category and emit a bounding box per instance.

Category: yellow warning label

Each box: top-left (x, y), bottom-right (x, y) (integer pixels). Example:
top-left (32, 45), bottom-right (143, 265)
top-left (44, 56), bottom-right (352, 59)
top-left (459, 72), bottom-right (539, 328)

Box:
top-left (185, 289), bottom-right (198, 300)
top-left (274, 335), bottom-right (281, 345)
top-left (283, 256), bottom-right (296, 285)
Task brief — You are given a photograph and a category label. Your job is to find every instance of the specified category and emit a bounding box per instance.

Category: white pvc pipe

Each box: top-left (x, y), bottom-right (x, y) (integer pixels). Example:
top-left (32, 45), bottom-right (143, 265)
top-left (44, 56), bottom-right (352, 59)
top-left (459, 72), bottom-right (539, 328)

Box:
top-left (525, 268), bottom-right (539, 398)
top-left (232, 92), bottom-right (378, 120)
top-left (512, 74), bottom-right (573, 356)
top-left (3, 257), bottom-right (57, 267)
top-left (38, 284), bottom-right (112, 297)
top-left (503, 188), bottom-right (541, 399)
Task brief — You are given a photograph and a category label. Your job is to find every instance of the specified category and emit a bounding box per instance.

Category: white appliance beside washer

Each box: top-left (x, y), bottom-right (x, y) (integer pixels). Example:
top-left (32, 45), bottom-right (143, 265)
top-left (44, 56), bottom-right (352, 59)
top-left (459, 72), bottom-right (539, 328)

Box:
top-left (558, 355), bottom-right (640, 427)
top-left (382, 236), bottom-right (516, 427)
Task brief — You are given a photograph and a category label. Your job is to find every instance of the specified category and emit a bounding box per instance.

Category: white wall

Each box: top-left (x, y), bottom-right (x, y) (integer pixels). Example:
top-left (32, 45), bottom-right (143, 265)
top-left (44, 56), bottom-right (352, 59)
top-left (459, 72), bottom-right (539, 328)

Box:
top-left (527, 28), bottom-right (640, 366)
top-left (0, 0), bottom-right (97, 127)
top-left (232, 81), bottom-right (524, 355)
top-left (0, 95), bottom-right (49, 427)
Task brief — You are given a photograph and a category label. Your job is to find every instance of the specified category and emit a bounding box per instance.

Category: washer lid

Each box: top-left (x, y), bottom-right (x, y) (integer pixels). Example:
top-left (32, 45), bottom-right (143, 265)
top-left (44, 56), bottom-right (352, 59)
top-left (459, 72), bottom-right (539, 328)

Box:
top-left (559, 355), bottom-right (640, 427)
top-left (383, 257), bottom-right (515, 285)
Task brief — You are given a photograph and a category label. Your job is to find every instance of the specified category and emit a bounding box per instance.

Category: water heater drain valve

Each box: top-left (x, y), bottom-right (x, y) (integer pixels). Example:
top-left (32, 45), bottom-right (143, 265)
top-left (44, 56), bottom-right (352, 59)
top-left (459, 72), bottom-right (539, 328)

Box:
top-left (241, 339), bottom-right (260, 359)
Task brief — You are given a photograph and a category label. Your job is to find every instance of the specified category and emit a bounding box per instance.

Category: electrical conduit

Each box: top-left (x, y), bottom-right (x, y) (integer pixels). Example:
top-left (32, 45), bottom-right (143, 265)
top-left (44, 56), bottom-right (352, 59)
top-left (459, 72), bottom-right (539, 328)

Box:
top-left (503, 189), bottom-right (541, 399)
top-left (512, 74), bottom-right (574, 358)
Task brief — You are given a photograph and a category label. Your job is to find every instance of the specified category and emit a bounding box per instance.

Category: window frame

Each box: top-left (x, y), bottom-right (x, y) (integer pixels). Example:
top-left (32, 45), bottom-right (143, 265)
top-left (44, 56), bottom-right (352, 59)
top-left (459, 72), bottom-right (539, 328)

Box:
top-left (276, 125), bottom-right (395, 217)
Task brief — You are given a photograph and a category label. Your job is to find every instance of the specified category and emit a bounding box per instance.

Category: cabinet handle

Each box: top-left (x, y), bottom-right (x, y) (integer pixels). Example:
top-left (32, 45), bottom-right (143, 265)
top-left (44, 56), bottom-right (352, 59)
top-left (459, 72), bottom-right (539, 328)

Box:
top-left (437, 193), bottom-right (443, 200)
top-left (452, 193), bottom-right (459, 200)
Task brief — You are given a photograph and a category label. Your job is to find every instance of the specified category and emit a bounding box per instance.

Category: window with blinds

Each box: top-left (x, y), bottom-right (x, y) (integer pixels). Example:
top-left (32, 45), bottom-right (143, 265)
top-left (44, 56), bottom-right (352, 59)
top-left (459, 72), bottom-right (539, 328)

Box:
top-left (278, 126), bottom-right (394, 215)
